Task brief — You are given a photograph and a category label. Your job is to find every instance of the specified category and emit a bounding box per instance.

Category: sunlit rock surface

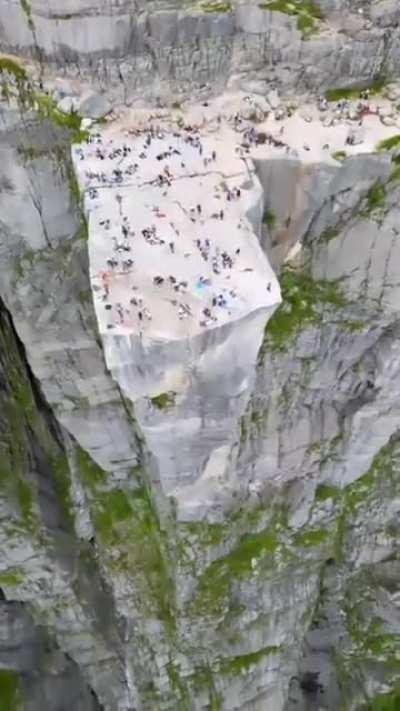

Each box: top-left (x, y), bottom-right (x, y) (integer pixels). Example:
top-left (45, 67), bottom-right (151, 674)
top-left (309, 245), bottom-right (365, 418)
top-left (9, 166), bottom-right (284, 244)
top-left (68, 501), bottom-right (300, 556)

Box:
top-left (0, 17), bottom-right (400, 707)
top-left (73, 118), bottom-right (280, 517)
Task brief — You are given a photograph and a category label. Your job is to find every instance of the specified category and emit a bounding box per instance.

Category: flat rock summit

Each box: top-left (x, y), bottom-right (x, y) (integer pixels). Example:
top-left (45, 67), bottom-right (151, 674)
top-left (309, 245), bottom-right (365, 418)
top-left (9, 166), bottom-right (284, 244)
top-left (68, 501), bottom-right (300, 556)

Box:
top-left (0, 1), bottom-right (399, 710)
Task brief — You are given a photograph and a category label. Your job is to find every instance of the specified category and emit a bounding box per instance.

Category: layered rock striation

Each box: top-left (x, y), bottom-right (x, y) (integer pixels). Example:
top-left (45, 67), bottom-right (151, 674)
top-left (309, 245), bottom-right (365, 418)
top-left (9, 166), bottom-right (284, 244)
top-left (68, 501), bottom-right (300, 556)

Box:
top-left (0, 6), bottom-right (399, 710)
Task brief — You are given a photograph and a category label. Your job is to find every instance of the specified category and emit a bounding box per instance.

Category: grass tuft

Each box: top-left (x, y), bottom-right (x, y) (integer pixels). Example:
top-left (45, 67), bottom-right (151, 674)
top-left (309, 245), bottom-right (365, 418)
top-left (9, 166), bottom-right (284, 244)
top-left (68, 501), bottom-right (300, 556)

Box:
top-left (258, 0), bottom-right (322, 36)
top-left (364, 180), bottom-right (386, 215)
top-left (332, 150), bottom-right (347, 162)
top-left (151, 392), bottom-right (176, 410)
top-left (261, 268), bottom-right (348, 352)
top-left (0, 670), bottom-right (22, 710)
top-left (377, 134), bottom-right (400, 152)
top-left (200, 1), bottom-right (232, 12)
top-left (325, 76), bottom-right (387, 103)
top-left (263, 208), bottom-right (276, 229)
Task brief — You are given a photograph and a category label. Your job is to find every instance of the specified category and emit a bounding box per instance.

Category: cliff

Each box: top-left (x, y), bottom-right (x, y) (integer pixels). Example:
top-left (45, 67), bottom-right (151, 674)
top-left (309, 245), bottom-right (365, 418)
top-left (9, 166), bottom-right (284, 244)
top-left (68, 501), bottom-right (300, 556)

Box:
top-left (0, 1), bottom-right (399, 709)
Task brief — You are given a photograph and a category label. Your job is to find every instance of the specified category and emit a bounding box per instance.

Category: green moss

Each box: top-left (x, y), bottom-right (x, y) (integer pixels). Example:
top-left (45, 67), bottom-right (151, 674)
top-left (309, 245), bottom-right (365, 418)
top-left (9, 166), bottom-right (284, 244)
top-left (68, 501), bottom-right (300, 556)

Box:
top-left (219, 646), bottom-right (281, 675)
top-left (52, 455), bottom-right (75, 528)
top-left (297, 13), bottom-right (315, 33)
top-left (345, 604), bottom-right (400, 664)
top-left (319, 226), bottom-right (339, 243)
top-left (293, 527), bottom-right (329, 547)
top-left (388, 164), bottom-right (400, 183)
top-left (189, 666), bottom-right (222, 709)
top-left (315, 483), bottom-right (341, 502)
top-left (77, 448), bottom-right (107, 492)
top-left (16, 478), bottom-right (34, 528)
top-left (4, 67), bottom-right (87, 143)
top-left (377, 134), bottom-right (400, 152)
top-left (263, 208), bottom-right (276, 229)
top-left (35, 95), bottom-right (89, 144)
top-left (20, 0), bottom-right (34, 28)
top-left (362, 689), bottom-right (400, 710)
top-left (200, 1), bottom-right (232, 11)
top-left (78, 289), bottom-right (92, 305)
top-left (341, 319), bottom-right (365, 333)
top-left (94, 489), bottom-right (133, 544)
top-left (364, 181), bottom-right (386, 214)
top-left (0, 569), bottom-right (24, 587)
top-left (166, 662), bottom-right (191, 710)
top-left (192, 525), bottom-right (282, 615)
top-left (258, 0), bottom-right (322, 35)
top-left (333, 438), bottom-right (398, 561)
top-left (332, 150), bottom-right (347, 162)
top-left (325, 77), bottom-right (387, 102)
top-left (261, 267), bottom-right (347, 352)
top-left (93, 485), bottom-right (176, 626)
top-left (344, 456), bottom-right (384, 514)
top-left (0, 57), bottom-right (27, 82)
top-left (181, 520), bottom-right (226, 546)
top-left (366, 633), bottom-right (400, 657)
top-left (0, 670), bottom-right (22, 710)
top-left (150, 391), bottom-right (176, 410)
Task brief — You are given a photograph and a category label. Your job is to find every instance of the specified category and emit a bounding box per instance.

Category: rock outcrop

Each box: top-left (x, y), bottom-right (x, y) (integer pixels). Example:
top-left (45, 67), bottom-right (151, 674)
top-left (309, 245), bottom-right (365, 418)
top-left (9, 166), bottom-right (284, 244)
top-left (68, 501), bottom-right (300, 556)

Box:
top-left (0, 2), bottom-right (399, 709)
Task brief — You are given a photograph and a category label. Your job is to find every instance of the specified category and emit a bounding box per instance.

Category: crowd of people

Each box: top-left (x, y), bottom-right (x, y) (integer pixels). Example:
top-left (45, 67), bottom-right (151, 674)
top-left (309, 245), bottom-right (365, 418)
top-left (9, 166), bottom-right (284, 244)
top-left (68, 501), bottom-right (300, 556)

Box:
top-left (73, 121), bottom-right (268, 336)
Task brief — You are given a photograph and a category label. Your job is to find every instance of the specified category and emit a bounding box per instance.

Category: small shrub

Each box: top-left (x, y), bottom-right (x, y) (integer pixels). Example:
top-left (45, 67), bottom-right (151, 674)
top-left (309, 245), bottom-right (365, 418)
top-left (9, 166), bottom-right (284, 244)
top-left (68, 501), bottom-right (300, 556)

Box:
top-left (151, 391), bottom-right (176, 410)
top-left (200, 1), bottom-right (232, 12)
top-left (365, 181), bottom-right (386, 213)
top-left (263, 208), bottom-right (276, 229)
top-left (258, 0), bottom-right (322, 36)
top-left (325, 76), bottom-right (387, 103)
top-left (331, 150), bottom-right (347, 162)
top-left (377, 134), bottom-right (400, 152)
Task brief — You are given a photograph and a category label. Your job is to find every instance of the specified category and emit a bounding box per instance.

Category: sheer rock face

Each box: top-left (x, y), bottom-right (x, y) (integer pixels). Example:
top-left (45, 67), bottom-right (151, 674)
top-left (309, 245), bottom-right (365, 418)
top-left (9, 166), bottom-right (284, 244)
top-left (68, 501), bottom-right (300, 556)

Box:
top-left (72, 124), bottom-right (280, 519)
top-left (0, 4), bottom-right (399, 709)
top-left (2, 0), bottom-right (400, 105)
top-left (0, 600), bottom-right (101, 711)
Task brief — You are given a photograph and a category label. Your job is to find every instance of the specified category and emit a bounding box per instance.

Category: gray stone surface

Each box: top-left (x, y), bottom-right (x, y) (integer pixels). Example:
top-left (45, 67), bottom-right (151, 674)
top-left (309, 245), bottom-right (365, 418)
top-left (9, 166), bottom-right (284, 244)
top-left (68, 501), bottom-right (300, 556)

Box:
top-left (0, 3), bottom-right (399, 710)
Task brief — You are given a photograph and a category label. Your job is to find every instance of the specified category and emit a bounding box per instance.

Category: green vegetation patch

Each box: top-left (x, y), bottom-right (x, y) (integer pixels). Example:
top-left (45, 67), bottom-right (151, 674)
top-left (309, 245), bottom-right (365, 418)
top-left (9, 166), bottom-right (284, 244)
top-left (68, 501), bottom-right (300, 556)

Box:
top-left (332, 150), bottom-right (347, 162)
top-left (77, 447), bottom-right (107, 492)
top-left (315, 483), bottom-right (341, 502)
top-left (334, 437), bottom-right (399, 561)
top-left (93, 486), bottom-right (175, 625)
top-left (364, 180), bottom-right (386, 214)
top-left (293, 527), bottom-right (329, 547)
top-left (20, 0), bottom-right (34, 28)
top-left (362, 689), bottom-right (400, 710)
top-left (1, 63), bottom-right (88, 144)
top-left (261, 267), bottom-right (347, 352)
top-left (52, 455), bottom-right (75, 529)
top-left (325, 76), bottom-right (387, 102)
top-left (16, 478), bottom-right (34, 526)
top-left (0, 670), bottom-right (23, 711)
top-left (319, 226), bottom-right (339, 243)
top-left (94, 489), bottom-right (133, 544)
top-left (389, 163), bottom-right (400, 183)
top-left (0, 568), bottom-right (24, 587)
top-left (35, 94), bottom-right (89, 144)
top-left (258, 0), bottom-right (322, 36)
top-left (0, 57), bottom-right (27, 82)
top-left (219, 645), bottom-right (281, 675)
top-left (200, 1), bottom-right (232, 11)
top-left (192, 524), bottom-right (283, 615)
top-left (377, 134), bottom-right (400, 152)
top-left (181, 520), bottom-right (227, 547)
top-left (263, 208), bottom-right (276, 229)
top-left (166, 662), bottom-right (191, 709)
top-left (150, 391), bottom-right (176, 410)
